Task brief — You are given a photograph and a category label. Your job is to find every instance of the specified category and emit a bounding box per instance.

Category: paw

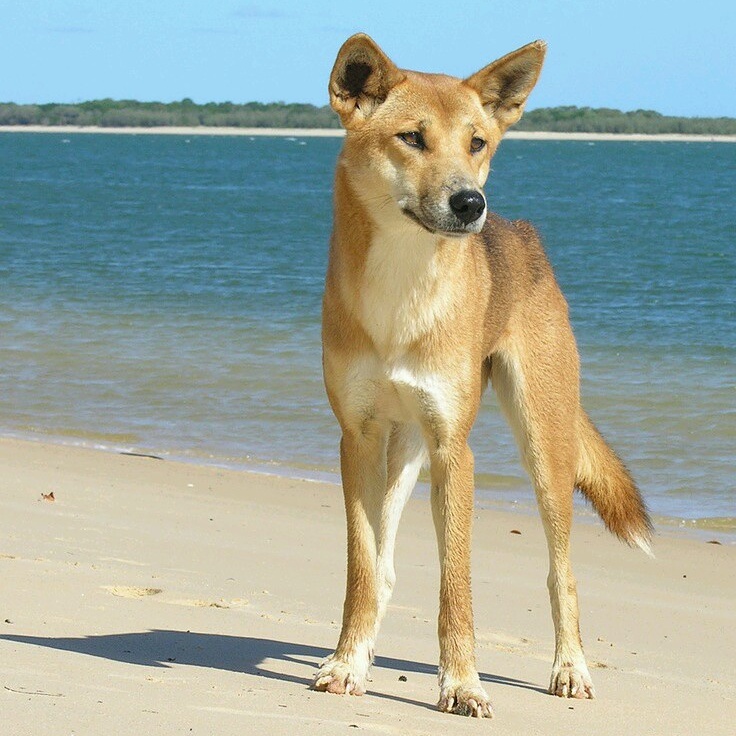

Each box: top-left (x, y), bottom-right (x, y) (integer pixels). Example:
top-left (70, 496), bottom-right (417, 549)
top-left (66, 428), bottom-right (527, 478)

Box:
top-left (549, 663), bottom-right (596, 699)
top-left (312, 655), bottom-right (367, 696)
top-left (438, 681), bottom-right (493, 718)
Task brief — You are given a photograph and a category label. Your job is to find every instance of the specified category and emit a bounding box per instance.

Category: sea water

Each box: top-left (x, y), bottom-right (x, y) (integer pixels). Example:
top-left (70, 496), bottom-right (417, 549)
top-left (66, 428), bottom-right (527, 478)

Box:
top-left (0, 133), bottom-right (733, 529)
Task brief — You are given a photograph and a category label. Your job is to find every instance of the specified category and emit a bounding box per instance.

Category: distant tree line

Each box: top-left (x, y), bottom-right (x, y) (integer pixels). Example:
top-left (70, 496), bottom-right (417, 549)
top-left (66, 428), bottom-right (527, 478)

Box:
top-left (1, 99), bottom-right (735, 135)
top-left (514, 106), bottom-right (736, 135)
top-left (0, 99), bottom-right (342, 129)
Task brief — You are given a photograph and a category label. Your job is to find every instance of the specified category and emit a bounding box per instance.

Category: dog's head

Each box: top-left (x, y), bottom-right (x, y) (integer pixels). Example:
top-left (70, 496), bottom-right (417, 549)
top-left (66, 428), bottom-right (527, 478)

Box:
top-left (329, 34), bottom-right (545, 237)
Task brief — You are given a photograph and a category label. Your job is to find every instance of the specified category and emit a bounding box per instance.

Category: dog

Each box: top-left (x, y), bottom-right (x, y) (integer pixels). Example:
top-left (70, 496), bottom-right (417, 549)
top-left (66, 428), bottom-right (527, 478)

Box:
top-left (313, 33), bottom-right (652, 718)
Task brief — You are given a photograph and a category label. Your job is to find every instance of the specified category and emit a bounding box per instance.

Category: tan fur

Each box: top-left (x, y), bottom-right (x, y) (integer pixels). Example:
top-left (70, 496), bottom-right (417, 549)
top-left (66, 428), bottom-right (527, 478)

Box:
top-left (313, 34), bottom-right (652, 718)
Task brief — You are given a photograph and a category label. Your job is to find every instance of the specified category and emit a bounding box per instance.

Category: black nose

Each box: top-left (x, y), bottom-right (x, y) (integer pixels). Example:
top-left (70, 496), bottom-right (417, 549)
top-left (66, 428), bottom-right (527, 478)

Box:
top-left (449, 189), bottom-right (486, 225)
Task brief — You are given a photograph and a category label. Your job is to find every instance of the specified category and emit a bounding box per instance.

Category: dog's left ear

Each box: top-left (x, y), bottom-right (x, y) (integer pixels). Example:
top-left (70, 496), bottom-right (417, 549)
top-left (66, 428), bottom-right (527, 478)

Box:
top-left (329, 34), bottom-right (406, 129)
top-left (465, 40), bottom-right (546, 133)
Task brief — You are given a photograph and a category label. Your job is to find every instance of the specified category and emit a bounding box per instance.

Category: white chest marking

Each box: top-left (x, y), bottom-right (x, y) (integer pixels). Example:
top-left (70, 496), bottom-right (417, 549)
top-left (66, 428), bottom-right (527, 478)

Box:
top-left (340, 355), bottom-right (460, 437)
top-left (357, 227), bottom-right (457, 355)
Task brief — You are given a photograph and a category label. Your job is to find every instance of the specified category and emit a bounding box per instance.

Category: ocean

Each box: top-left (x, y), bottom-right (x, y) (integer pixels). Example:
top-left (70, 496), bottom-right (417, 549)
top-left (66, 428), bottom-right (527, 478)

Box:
top-left (1, 132), bottom-right (733, 531)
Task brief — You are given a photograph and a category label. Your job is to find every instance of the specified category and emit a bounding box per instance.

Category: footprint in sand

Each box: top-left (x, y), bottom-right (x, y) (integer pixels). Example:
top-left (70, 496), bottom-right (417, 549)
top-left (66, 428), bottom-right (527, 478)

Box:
top-left (166, 598), bottom-right (248, 609)
top-left (102, 586), bottom-right (248, 609)
top-left (476, 631), bottom-right (542, 656)
top-left (166, 598), bottom-right (229, 608)
top-left (102, 585), bottom-right (163, 598)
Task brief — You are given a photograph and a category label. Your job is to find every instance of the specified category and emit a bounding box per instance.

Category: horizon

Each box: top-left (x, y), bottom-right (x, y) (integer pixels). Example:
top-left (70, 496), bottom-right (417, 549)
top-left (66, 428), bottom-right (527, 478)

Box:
top-left (3, 99), bottom-right (736, 122)
top-left (2, 1), bottom-right (735, 118)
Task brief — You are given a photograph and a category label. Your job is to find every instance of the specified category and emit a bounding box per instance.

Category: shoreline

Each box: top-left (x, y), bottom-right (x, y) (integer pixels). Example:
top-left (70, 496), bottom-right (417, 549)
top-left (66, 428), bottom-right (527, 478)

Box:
top-left (2, 124), bottom-right (736, 142)
top-left (4, 430), bottom-right (734, 543)
top-left (0, 434), bottom-right (734, 735)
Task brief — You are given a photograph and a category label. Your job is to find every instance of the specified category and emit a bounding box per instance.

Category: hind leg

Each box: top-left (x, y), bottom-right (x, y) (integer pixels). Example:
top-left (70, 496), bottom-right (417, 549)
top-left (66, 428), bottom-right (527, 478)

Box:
top-left (492, 346), bottom-right (595, 699)
top-left (376, 423), bottom-right (426, 630)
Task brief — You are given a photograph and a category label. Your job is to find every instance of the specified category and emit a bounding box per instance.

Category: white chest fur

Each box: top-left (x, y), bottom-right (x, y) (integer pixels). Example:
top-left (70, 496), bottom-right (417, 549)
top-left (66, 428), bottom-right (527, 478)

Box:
top-left (332, 227), bottom-right (465, 437)
top-left (357, 227), bottom-right (458, 356)
top-left (339, 353), bottom-right (461, 438)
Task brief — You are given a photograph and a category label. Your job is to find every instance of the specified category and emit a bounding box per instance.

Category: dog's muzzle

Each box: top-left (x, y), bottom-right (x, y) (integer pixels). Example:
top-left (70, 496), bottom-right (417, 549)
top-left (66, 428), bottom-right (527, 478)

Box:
top-left (449, 189), bottom-right (486, 225)
top-left (402, 187), bottom-right (487, 235)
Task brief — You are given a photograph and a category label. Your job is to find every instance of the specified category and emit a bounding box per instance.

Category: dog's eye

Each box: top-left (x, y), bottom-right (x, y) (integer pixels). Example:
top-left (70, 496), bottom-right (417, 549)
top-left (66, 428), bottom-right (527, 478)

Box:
top-left (470, 136), bottom-right (486, 153)
top-left (398, 131), bottom-right (425, 149)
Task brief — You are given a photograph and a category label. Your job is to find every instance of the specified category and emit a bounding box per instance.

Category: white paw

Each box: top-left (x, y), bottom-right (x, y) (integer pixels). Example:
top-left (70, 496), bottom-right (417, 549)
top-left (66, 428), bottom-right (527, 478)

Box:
top-left (438, 678), bottom-right (493, 718)
top-left (312, 655), bottom-right (367, 696)
top-left (549, 662), bottom-right (596, 699)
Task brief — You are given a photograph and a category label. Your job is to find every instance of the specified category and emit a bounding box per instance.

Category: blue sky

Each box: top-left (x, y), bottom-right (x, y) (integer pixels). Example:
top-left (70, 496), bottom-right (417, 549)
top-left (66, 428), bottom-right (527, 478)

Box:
top-left (2, 0), bottom-right (735, 116)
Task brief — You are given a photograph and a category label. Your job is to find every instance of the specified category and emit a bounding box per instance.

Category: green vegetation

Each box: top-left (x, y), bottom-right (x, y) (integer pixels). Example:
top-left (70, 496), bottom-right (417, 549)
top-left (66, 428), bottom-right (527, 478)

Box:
top-left (1, 99), bottom-right (735, 135)
top-left (0, 99), bottom-right (341, 129)
top-left (514, 106), bottom-right (736, 135)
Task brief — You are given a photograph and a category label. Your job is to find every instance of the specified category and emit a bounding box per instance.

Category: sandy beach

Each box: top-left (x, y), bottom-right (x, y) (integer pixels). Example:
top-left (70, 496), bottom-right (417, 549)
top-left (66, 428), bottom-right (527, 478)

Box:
top-left (0, 436), bottom-right (733, 735)
top-left (2, 125), bottom-right (736, 143)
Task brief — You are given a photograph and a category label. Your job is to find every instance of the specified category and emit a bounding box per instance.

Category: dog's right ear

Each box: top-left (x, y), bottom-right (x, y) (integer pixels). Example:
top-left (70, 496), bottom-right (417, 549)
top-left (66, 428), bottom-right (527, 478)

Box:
top-left (329, 34), bottom-right (405, 129)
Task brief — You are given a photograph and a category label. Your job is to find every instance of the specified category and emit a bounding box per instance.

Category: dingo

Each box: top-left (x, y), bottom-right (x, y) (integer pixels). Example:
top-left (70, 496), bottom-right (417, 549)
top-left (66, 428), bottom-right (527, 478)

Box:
top-left (313, 33), bottom-right (652, 718)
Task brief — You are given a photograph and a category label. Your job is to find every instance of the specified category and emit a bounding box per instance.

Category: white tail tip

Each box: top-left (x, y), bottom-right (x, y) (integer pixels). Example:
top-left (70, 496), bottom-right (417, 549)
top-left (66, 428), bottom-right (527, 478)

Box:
top-left (631, 534), bottom-right (655, 558)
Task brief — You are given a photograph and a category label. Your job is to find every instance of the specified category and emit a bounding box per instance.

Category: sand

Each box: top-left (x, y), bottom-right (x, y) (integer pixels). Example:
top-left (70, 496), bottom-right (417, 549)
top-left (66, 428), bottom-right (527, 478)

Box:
top-left (0, 436), bottom-right (733, 734)
top-left (1, 125), bottom-right (736, 143)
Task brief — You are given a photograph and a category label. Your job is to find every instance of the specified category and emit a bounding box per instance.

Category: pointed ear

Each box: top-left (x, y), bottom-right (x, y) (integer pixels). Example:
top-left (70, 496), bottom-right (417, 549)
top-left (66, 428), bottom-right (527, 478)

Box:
top-left (465, 40), bottom-right (546, 133)
top-left (329, 34), bottom-right (406, 129)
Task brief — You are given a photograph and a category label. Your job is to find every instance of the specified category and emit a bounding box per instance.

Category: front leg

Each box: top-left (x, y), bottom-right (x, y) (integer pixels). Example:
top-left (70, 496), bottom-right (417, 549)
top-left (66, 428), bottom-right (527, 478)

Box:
top-left (313, 428), bottom-right (387, 696)
top-left (431, 441), bottom-right (493, 718)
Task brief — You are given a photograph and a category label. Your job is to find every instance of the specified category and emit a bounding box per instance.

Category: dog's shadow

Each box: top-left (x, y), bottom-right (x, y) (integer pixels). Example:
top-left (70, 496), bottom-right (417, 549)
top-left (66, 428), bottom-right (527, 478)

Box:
top-left (0, 629), bottom-right (546, 707)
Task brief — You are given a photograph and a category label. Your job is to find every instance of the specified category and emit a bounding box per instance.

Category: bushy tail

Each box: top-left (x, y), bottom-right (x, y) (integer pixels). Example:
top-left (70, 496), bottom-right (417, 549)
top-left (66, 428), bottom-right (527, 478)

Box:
top-left (576, 411), bottom-right (654, 555)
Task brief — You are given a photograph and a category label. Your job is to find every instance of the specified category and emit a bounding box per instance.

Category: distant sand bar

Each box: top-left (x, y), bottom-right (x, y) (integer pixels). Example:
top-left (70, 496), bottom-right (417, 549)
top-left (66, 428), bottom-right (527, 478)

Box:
top-left (2, 125), bottom-right (735, 142)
